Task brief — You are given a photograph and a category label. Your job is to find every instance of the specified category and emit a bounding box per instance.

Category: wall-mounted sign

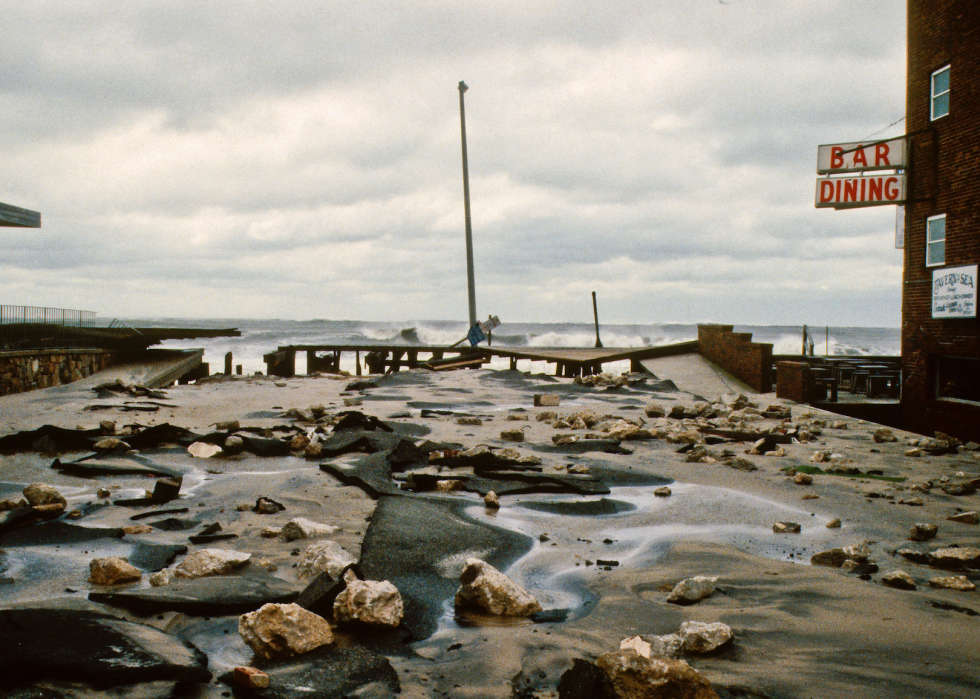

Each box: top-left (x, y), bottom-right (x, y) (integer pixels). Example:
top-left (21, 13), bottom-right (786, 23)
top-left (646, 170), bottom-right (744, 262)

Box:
top-left (817, 138), bottom-right (906, 174)
top-left (933, 264), bottom-right (978, 319)
top-left (815, 174), bottom-right (906, 208)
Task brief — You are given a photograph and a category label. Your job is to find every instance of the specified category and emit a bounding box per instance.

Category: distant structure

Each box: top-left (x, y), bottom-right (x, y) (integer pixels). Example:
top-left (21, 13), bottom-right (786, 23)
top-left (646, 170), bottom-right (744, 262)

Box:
top-left (0, 201), bottom-right (41, 228)
top-left (902, 0), bottom-right (980, 441)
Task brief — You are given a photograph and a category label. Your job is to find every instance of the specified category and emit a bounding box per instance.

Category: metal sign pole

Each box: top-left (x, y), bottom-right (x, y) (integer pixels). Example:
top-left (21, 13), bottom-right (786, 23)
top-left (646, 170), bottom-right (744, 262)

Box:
top-left (458, 81), bottom-right (477, 329)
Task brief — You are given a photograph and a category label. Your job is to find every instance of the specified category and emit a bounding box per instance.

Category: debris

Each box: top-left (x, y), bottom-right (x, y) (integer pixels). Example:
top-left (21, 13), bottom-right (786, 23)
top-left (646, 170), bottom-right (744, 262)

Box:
top-left (253, 496), bottom-right (285, 514)
top-left (188, 441), bottom-right (223, 458)
top-left (239, 603), bottom-right (334, 659)
top-left (234, 666), bottom-right (270, 689)
top-left (908, 523), bottom-right (938, 541)
top-left (666, 575), bottom-right (718, 605)
top-left (928, 575), bottom-right (976, 591)
top-left (881, 570), bottom-right (917, 590)
top-left (281, 517), bottom-right (340, 541)
top-left (298, 540), bottom-right (357, 580)
top-left (23, 482), bottom-right (66, 509)
top-left (455, 558), bottom-right (542, 616)
top-left (948, 511), bottom-right (979, 525)
top-left (484, 491), bottom-right (501, 509)
top-left (534, 394), bottom-right (560, 407)
top-left (773, 521), bottom-right (801, 534)
top-left (333, 575), bottom-right (405, 627)
top-left (679, 620), bottom-right (733, 653)
top-left (89, 557), bottom-right (142, 585)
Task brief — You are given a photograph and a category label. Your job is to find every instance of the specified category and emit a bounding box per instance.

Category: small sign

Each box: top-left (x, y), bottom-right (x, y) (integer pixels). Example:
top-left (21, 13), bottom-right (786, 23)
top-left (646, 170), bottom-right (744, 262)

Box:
top-left (467, 324), bottom-right (486, 346)
top-left (815, 174), bottom-right (906, 208)
top-left (480, 315), bottom-right (501, 334)
top-left (817, 138), bottom-right (906, 174)
top-left (932, 265), bottom-right (978, 319)
top-left (895, 205), bottom-right (905, 249)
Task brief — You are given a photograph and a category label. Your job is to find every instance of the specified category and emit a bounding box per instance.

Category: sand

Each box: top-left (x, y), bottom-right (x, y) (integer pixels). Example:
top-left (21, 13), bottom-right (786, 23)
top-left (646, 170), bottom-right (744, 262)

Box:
top-left (0, 359), bottom-right (978, 698)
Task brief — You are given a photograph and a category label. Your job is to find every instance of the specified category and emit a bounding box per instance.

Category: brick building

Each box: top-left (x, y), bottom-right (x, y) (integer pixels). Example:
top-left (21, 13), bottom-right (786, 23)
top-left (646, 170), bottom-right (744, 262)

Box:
top-left (902, 1), bottom-right (980, 442)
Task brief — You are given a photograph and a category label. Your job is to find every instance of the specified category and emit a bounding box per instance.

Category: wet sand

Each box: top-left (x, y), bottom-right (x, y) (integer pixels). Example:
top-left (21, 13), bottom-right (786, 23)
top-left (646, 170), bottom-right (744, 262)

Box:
top-left (1, 362), bottom-right (978, 698)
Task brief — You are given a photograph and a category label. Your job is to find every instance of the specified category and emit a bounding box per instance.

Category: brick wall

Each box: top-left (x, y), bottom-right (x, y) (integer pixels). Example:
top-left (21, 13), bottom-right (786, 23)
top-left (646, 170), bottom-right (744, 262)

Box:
top-left (0, 350), bottom-right (115, 396)
top-left (697, 325), bottom-right (773, 392)
top-left (775, 361), bottom-right (809, 403)
top-left (903, 1), bottom-right (980, 442)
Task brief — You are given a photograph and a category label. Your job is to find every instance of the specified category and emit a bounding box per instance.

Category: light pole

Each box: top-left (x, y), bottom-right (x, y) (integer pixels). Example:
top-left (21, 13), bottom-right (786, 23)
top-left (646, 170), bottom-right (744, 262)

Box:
top-left (458, 81), bottom-right (477, 329)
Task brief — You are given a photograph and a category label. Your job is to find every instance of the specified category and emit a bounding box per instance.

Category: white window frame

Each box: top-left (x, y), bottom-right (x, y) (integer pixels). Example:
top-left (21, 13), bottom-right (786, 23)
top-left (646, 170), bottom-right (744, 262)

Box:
top-left (926, 214), bottom-right (946, 267)
top-left (931, 65), bottom-right (950, 121)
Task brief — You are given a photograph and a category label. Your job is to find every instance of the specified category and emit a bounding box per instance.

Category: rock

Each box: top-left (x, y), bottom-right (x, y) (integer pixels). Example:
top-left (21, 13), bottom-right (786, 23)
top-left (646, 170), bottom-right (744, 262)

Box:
top-left (654, 486), bottom-right (672, 497)
top-left (728, 457), bottom-right (758, 472)
top-left (89, 557), bottom-right (142, 585)
top-left (900, 496), bottom-right (925, 506)
top-left (234, 666), bottom-right (271, 689)
top-left (811, 548), bottom-right (848, 567)
top-left (826, 518), bottom-right (842, 529)
top-left (947, 511), bottom-right (979, 525)
top-left (333, 577), bottom-right (404, 627)
top-left (501, 428), bottom-right (525, 442)
top-left (841, 542), bottom-right (872, 562)
top-left (929, 575), bottom-right (976, 591)
top-left (773, 521), bottom-right (801, 534)
top-left (215, 420), bottom-right (240, 431)
top-left (457, 416), bottom-right (483, 426)
top-left (298, 540), bottom-right (357, 580)
top-left (802, 493), bottom-right (820, 500)
top-left (484, 491), bottom-right (501, 509)
top-left (587, 649), bottom-right (719, 699)
top-left (881, 570), bottom-right (917, 590)
top-left (794, 472), bottom-right (813, 485)
top-left (93, 437), bottom-right (131, 451)
top-left (649, 633), bottom-right (684, 659)
top-left (872, 428), bottom-right (898, 443)
top-left (619, 635), bottom-right (652, 658)
top-left (23, 483), bottom-right (66, 509)
top-left (455, 558), bottom-right (542, 616)
top-left (909, 523), bottom-right (939, 541)
top-left (290, 434), bottom-right (311, 453)
top-left (927, 547), bottom-right (980, 570)
top-left (896, 548), bottom-right (930, 565)
top-left (830, 420), bottom-right (848, 429)
top-left (644, 403), bottom-right (667, 418)
top-left (537, 410), bottom-right (558, 422)
top-left (666, 575), bottom-right (718, 605)
top-left (223, 434), bottom-right (245, 455)
top-left (239, 603), bottom-right (333, 659)
top-left (304, 441), bottom-right (323, 459)
top-left (173, 548), bottom-right (251, 579)
top-left (188, 441), bottom-right (223, 458)
top-left (905, 447), bottom-right (922, 457)
top-left (253, 496), bottom-right (285, 514)
top-left (436, 479), bottom-right (464, 492)
top-left (281, 517), bottom-right (340, 542)
top-left (99, 420), bottom-right (116, 434)
top-left (679, 621), bottom-right (734, 654)
top-left (534, 394), bottom-right (561, 407)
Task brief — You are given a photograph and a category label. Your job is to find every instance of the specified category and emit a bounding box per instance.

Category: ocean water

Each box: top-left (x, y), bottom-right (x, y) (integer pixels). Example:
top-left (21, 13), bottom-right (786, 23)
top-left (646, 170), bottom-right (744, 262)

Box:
top-left (116, 319), bottom-right (901, 377)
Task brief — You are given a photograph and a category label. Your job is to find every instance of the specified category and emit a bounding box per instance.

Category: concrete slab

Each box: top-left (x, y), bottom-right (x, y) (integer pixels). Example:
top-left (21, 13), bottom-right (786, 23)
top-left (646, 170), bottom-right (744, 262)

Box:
top-left (639, 353), bottom-right (757, 399)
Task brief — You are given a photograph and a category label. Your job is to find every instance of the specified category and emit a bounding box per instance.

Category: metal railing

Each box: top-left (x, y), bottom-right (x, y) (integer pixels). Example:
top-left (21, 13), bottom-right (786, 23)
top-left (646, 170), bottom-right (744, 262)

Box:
top-left (0, 305), bottom-right (98, 351)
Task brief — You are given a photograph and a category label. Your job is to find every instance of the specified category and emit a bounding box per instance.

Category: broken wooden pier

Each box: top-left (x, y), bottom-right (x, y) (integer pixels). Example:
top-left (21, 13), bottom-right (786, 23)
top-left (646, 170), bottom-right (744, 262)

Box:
top-left (262, 341), bottom-right (699, 378)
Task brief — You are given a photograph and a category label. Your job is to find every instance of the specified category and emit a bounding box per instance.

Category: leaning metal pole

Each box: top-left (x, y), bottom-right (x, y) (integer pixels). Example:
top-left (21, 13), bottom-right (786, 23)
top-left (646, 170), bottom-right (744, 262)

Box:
top-left (458, 81), bottom-right (477, 329)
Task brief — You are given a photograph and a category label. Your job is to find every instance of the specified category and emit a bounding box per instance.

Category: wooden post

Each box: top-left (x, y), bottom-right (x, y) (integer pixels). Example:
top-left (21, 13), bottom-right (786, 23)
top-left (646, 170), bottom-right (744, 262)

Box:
top-left (236, 364), bottom-right (242, 375)
top-left (224, 352), bottom-right (232, 375)
top-left (356, 351), bottom-right (362, 376)
top-left (592, 291), bottom-right (602, 348)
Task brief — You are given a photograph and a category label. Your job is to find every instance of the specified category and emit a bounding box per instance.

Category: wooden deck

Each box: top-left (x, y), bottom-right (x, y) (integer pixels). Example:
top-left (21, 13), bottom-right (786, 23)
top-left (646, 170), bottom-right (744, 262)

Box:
top-left (261, 341), bottom-right (699, 378)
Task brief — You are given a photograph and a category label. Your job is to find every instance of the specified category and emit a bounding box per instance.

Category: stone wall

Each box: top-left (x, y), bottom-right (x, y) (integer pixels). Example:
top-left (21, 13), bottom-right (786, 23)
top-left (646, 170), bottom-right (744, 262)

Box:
top-left (0, 350), bottom-right (116, 396)
top-left (697, 325), bottom-right (773, 393)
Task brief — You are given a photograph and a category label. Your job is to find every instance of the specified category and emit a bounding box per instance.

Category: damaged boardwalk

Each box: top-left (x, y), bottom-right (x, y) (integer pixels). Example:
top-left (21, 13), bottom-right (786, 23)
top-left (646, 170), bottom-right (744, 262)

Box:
top-left (263, 340), bottom-right (699, 378)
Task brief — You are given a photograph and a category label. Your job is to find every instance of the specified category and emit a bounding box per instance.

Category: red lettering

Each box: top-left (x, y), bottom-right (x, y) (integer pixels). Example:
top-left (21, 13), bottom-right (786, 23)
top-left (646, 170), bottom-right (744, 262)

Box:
top-left (853, 147), bottom-right (868, 167)
top-left (831, 147), bottom-right (844, 169)
top-left (875, 143), bottom-right (891, 166)
top-left (844, 179), bottom-right (858, 202)
top-left (868, 177), bottom-right (883, 200)
top-left (885, 176), bottom-right (899, 200)
top-left (836, 179), bottom-right (841, 202)
top-left (820, 179), bottom-right (835, 202)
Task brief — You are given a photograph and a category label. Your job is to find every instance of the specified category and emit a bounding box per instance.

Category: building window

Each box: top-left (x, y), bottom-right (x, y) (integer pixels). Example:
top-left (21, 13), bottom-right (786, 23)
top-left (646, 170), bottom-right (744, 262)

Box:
top-left (926, 214), bottom-right (946, 267)
top-left (931, 65), bottom-right (950, 120)
top-left (936, 356), bottom-right (980, 404)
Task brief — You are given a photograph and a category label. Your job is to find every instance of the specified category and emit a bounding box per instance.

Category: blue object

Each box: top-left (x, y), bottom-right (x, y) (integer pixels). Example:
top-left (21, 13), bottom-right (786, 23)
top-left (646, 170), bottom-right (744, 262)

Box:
top-left (467, 324), bottom-right (486, 346)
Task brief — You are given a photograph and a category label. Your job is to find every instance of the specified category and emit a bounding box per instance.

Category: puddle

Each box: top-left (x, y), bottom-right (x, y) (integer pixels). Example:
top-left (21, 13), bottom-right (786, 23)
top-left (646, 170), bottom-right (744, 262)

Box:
top-left (422, 480), bottom-right (838, 640)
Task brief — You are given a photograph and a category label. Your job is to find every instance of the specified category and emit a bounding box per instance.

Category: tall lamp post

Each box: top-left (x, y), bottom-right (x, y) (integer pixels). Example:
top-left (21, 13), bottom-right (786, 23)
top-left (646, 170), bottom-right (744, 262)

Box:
top-left (458, 81), bottom-right (477, 329)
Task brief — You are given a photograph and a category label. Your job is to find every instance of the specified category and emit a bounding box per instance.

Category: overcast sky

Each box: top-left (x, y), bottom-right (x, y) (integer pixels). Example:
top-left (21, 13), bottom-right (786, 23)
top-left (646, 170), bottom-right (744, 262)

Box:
top-left (0, 1), bottom-right (907, 326)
